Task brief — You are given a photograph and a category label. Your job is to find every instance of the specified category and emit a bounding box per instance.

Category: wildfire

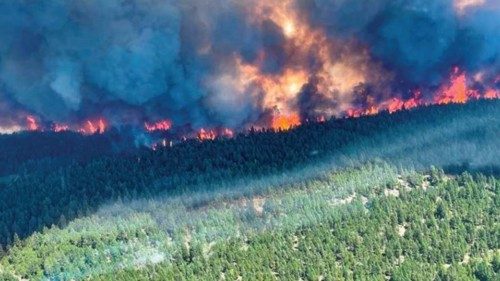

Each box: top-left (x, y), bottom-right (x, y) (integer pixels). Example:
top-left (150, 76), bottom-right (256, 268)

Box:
top-left (346, 67), bottom-right (499, 118)
top-left (9, 65), bottom-right (498, 140)
top-left (197, 128), bottom-right (217, 140)
top-left (26, 115), bottom-right (40, 131)
top-left (435, 68), bottom-right (470, 104)
top-left (144, 119), bottom-right (172, 132)
top-left (347, 106), bottom-right (380, 118)
top-left (2, 0), bottom-right (499, 148)
top-left (403, 91), bottom-right (423, 110)
top-left (484, 89), bottom-right (499, 99)
top-left (385, 90), bottom-right (423, 114)
top-left (316, 116), bottom-right (327, 123)
top-left (79, 119), bottom-right (107, 135)
top-left (221, 128), bottom-right (235, 138)
top-left (271, 113), bottom-right (301, 130)
top-left (223, 0), bottom-right (377, 128)
top-left (387, 98), bottom-right (405, 114)
top-left (52, 123), bottom-right (69, 132)
top-left (197, 128), bottom-right (235, 141)
top-left (434, 67), bottom-right (492, 105)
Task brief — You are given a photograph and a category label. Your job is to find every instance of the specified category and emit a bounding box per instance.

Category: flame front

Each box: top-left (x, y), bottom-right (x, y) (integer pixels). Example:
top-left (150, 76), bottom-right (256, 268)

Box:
top-left (435, 68), bottom-right (471, 104)
top-left (215, 0), bottom-right (381, 128)
top-left (52, 124), bottom-right (69, 133)
top-left (145, 120), bottom-right (172, 132)
top-left (0, 1), bottom-right (498, 140)
top-left (197, 128), bottom-right (234, 141)
top-left (79, 119), bottom-right (107, 135)
top-left (271, 113), bottom-right (301, 130)
top-left (26, 116), bottom-right (40, 131)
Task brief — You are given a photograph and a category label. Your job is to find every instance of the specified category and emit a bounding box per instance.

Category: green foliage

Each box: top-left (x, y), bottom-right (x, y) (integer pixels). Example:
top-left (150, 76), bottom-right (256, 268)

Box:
top-left (0, 101), bottom-right (498, 279)
top-left (1, 100), bottom-right (499, 247)
top-left (1, 165), bottom-right (498, 281)
top-left (0, 272), bottom-right (17, 281)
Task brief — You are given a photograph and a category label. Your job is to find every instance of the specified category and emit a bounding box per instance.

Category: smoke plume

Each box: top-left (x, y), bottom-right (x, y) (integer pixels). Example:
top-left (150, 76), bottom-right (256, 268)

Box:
top-left (0, 0), bottom-right (498, 134)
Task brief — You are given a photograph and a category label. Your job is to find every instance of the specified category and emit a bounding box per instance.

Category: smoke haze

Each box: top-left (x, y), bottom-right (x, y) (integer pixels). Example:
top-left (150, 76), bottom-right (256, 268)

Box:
top-left (0, 0), bottom-right (498, 133)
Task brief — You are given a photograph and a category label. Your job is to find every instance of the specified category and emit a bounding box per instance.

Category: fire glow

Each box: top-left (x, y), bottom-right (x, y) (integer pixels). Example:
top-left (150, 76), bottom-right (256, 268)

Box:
top-left (79, 119), bottom-right (107, 135)
top-left (272, 113), bottom-right (301, 130)
top-left (2, 65), bottom-right (498, 150)
top-left (26, 116), bottom-right (40, 131)
top-left (346, 68), bottom-right (496, 118)
top-left (0, 1), bottom-right (498, 142)
top-left (145, 120), bottom-right (172, 132)
top-left (197, 128), bottom-right (234, 141)
top-left (52, 124), bottom-right (70, 133)
top-left (7, 68), bottom-right (500, 139)
top-left (223, 0), bottom-right (377, 122)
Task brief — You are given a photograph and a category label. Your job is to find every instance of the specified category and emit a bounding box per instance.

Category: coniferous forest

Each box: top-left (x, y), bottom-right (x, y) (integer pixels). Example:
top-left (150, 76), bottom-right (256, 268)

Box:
top-left (1, 0), bottom-right (500, 279)
top-left (0, 100), bottom-right (498, 280)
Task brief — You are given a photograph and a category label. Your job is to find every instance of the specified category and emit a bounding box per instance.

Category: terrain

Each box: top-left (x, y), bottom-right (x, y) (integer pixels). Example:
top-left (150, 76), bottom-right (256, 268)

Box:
top-left (0, 100), bottom-right (499, 280)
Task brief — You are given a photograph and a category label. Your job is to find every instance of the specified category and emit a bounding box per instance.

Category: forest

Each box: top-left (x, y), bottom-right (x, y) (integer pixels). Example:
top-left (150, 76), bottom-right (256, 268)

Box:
top-left (0, 100), bottom-right (499, 280)
top-left (1, 163), bottom-right (498, 280)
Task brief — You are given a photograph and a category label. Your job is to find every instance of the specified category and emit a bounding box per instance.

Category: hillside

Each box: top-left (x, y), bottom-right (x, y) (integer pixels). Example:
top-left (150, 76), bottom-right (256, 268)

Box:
top-left (1, 1), bottom-right (500, 280)
top-left (0, 101), bottom-right (499, 245)
top-left (0, 101), bottom-right (499, 280)
top-left (1, 164), bottom-right (498, 280)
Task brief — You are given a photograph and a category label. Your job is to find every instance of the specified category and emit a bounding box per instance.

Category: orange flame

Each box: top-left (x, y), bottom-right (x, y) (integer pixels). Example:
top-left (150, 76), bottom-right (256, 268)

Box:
top-left (79, 118), bottom-right (107, 135)
top-left (271, 113), bottom-right (301, 130)
top-left (144, 119), bottom-right (172, 132)
top-left (197, 127), bottom-right (234, 141)
top-left (387, 98), bottom-right (405, 114)
top-left (217, 0), bottom-right (383, 129)
top-left (26, 115), bottom-right (40, 131)
top-left (385, 90), bottom-right (423, 113)
top-left (221, 128), bottom-right (235, 138)
top-left (484, 89), bottom-right (499, 99)
top-left (404, 90), bottom-right (423, 110)
top-left (197, 128), bottom-right (217, 140)
top-left (435, 68), bottom-right (471, 104)
top-left (53, 123), bottom-right (69, 132)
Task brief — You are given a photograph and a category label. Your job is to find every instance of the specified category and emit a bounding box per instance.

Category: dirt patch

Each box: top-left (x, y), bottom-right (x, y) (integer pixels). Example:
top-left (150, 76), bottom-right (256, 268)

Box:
top-left (460, 253), bottom-right (470, 265)
top-left (360, 196), bottom-right (369, 206)
top-left (253, 197), bottom-right (266, 215)
top-left (331, 193), bottom-right (356, 206)
top-left (397, 224), bottom-right (407, 237)
top-left (384, 189), bottom-right (400, 197)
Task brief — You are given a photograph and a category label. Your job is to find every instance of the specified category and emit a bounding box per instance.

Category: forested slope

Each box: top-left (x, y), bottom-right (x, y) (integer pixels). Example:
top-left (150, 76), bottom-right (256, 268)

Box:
top-left (0, 132), bottom-right (119, 177)
top-left (0, 164), bottom-right (498, 280)
top-left (0, 100), bottom-right (498, 247)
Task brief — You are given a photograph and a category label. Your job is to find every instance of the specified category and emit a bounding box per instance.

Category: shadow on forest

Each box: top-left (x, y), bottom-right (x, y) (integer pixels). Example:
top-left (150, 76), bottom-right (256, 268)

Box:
top-left (0, 100), bottom-right (498, 247)
top-left (443, 162), bottom-right (500, 177)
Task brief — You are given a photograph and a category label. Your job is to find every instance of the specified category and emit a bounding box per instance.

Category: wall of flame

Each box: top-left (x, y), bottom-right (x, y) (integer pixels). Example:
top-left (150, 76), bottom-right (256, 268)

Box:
top-left (0, 0), bottom-right (498, 136)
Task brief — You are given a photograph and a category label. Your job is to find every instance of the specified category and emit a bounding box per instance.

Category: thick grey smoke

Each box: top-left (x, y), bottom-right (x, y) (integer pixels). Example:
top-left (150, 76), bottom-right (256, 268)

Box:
top-left (0, 1), bottom-right (186, 123)
top-left (298, 0), bottom-right (500, 89)
top-left (0, 0), bottom-right (498, 131)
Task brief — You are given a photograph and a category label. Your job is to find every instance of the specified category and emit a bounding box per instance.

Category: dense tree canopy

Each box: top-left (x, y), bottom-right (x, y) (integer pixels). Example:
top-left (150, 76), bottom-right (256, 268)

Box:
top-left (0, 100), bottom-right (498, 246)
top-left (0, 101), bottom-right (498, 280)
top-left (1, 164), bottom-right (498, 280)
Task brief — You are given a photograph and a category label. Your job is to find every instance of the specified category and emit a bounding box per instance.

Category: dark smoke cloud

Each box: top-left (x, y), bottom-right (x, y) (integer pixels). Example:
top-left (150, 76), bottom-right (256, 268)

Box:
top-left (0, 1), bottom-right (183, 120)
top-left (298, 0), bottom-right (500, 90)
top-left (0, 0), bottom-right (498, 131)
top-left (0, 0), bottom-right (277, 129)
